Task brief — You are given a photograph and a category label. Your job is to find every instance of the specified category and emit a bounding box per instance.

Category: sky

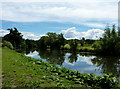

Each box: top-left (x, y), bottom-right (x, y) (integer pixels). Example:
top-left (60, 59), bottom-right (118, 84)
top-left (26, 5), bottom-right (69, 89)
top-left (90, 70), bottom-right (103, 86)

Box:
top-left (0, 0), bottom-right (119, 40)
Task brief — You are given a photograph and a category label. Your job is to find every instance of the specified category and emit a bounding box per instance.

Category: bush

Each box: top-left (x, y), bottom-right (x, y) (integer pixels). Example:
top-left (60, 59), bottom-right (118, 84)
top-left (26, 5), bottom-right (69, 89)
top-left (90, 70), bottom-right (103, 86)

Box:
top-left (92, 41), bottom-right (101, 51)
top-left (64, 44), bottom-right (71, 50)
top-left (2, 41), bottom-right (13, 49)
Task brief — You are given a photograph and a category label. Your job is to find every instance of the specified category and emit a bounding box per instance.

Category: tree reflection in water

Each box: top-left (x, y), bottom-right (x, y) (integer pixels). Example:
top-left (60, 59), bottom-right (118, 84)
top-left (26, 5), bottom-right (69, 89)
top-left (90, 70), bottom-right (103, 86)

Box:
top-left (91, 56), bottom-right (120, 78)
top-left (37, 49), bottom-right (65, 66)
top-left (68, 52), bottom-right (78, 63)
top-left (25, 49), bottom-right (120, 78)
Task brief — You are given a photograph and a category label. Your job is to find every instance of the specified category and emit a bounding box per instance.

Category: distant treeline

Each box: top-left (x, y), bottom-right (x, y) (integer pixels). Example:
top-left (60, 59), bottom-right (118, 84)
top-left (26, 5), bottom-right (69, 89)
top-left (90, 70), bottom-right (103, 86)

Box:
top-left (1, 25), bottom-right (120, 56)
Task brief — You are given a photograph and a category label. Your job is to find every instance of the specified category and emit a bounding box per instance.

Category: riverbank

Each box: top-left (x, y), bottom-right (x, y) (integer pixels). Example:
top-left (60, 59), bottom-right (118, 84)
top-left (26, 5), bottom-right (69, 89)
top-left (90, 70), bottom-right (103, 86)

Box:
top-left (2, 47), bottom-right (91, 88)
top-left (2, 47), bottom-right (119, 89)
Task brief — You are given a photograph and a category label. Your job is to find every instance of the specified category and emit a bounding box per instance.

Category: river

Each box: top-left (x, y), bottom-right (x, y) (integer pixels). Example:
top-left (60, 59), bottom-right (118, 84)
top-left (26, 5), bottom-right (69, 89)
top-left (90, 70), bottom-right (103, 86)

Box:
top-left (25, 49), bottom-right (120, 78)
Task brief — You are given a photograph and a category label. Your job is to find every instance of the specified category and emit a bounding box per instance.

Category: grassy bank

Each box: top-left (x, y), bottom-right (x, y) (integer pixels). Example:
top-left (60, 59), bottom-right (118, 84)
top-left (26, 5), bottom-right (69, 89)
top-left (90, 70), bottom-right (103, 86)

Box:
top-left (2, 47), bottom-right (90, 88)
top-left (2, 47), bottom-right (119, 89)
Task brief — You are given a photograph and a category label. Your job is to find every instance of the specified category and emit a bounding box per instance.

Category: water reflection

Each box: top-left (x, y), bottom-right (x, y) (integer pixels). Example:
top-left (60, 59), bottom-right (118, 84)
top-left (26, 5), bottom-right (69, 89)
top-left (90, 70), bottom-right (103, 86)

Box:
top-left (25, 49), bottom-right (120, 77)
top-left (91, 56), bottom-right (120, 78)
top-left (68, 52), bottom-right (77, 63)
top-left (37, 49), bottom-right (65, 65)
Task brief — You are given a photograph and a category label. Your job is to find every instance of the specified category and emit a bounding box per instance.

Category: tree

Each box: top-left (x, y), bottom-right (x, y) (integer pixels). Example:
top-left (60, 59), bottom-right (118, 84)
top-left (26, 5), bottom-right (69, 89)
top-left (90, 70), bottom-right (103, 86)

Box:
top-left (37, 36), bottom-right (49, 49)
top-left (104, 25), bottom-right (111, 38)
top-left (26, 39), bottom-right (37, 49)
top-left (80, 37), bottom-right (85, 46)
top-left (38, 32), bottom-right (65, 50)
top-left (111, 25), bottom-right (117, 38)
top-left (93, 25), bottom-right (120, 55)
top-left (69, 39), bottom-right (78, 51)
top-left (3, 28), bottom-right (25, 50)
top-left (118, 27), bottom-right (120, 37)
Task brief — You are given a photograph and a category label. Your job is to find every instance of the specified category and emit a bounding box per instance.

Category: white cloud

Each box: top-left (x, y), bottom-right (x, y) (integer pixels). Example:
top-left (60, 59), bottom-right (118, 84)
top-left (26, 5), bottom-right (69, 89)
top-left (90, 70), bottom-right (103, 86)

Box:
top-left (64, 53), bottom-right (75, 66)
top-left (0, 27), bottom-right (106, 40)
top-left (0, 29), bottom-right (42, 40)
top-left (21, 32), bottom-right (42, 40)
top-left (0, 29), bottom-right (9, 37)
top-left (0, 1), bottom-right (118, 26)
top-left (1, 0), bottom-right (119, 2)
top-left (61, 27), bottom-right (104, 39)
top-left (77, 55), bottom-right (95, 65)
top-left (83, 23), bottom-right (105, 28)
top-left (25, 51), bottom-right (39, 57)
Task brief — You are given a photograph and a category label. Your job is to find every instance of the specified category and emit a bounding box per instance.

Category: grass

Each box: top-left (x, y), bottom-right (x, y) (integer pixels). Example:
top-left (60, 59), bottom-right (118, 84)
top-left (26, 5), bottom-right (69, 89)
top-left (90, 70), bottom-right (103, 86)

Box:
top-left (77, 46), bottom-right (94, 52)
top-left (63, 44), bottom-right (94, 52)
top-left (2, 47), bottom-right (119, 89)
top-left (2, 47), bottom-right (90, 88)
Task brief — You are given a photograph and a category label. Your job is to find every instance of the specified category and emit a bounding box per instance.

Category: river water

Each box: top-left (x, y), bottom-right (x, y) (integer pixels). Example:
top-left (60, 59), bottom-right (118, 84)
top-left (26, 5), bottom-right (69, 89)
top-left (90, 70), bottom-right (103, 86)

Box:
top-left (25, 49), bottom-right (120, 78)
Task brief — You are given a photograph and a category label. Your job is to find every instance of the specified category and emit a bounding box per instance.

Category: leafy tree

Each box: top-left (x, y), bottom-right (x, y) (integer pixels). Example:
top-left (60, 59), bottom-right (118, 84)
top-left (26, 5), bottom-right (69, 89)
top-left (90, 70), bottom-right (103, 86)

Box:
top-left (104, 25), bottom-right (111, 38)
top-left (80, 37), bottom-right (85, 46)
top-left (3, 28), bottom-right (25, 51)
top-left (37, 36), bottom-right (48, 49)
top-left (93, 25), bottom-right (120, 55)
top-left (118, 27), bottom-right (120, 37)
top-left (38, 32), bottom-right (65, 50)
top-left (111, 25), bottom-right (117, 38)
top-left (26, 39), bottom-right (37, 49)
top-left (69, 39), bottom-right (78, 51)
top-left (85, 39), bottom-right (95, 44)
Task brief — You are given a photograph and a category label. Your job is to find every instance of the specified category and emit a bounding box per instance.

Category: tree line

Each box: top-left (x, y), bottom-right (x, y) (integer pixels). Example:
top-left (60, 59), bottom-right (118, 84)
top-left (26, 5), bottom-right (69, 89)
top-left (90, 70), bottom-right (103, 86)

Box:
top-left (2, 25), bottom-right (120, 56)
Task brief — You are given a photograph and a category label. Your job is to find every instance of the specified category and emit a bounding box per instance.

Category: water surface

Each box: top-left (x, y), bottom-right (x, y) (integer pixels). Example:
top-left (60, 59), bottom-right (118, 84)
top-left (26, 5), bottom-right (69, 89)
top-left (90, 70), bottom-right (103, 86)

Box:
top-left (25, 49), bottom-right (120, 77)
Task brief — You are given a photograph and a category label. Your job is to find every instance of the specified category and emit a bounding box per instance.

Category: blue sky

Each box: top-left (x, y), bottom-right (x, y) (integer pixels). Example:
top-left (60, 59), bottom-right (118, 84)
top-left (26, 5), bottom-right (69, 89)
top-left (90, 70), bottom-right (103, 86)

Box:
top-left (1, 20), bottom-right (103, 34)
top-left (0, 0), bottom-right (119, 40)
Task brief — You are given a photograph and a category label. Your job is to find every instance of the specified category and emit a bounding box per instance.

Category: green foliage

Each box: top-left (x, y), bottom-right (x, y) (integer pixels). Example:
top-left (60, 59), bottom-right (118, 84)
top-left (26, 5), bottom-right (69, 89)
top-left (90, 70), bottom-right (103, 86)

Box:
top-left (2, 47), bottom-right (91, 88)
top-left (69, 39), bottom-right (78, 51)
top-left (64, 39), bottom-right (95, 52)
top-left (77, 46), bottom-right (94, 52)
top-left (3, 28), bottom-right (26, 51)
top-left (25, 39), bottom-right (37, 49)
top-left (38, 32), bottom-right (65, 50)
top-left (37, 36), bottom-right (48, 49)
top-left (92, 41), bottom-right (101, 51)
top-left (3, 28), bottom-right (39, 53)
top-left (93, 25), bottom-right (120, 55)
top-left (64, 44), bottom-right (71, 50)
top-left (2, 47), bottom-right (119, 89)
top-left (91, 55), bottom-right (120, 78)
top-left (37, 49), bottom-right (65, 65)
top-left (2, 41), bottom-right (13, 49)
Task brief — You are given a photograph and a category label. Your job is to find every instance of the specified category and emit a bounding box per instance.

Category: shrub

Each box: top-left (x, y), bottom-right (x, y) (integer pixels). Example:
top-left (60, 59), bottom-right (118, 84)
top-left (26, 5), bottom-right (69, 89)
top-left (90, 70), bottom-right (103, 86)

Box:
top-left (92, 41), bottom-right (101, 51)
top-left (64, 44), bottom-right (71, 50)
top-left (2, 41), bottom-right (13, 49)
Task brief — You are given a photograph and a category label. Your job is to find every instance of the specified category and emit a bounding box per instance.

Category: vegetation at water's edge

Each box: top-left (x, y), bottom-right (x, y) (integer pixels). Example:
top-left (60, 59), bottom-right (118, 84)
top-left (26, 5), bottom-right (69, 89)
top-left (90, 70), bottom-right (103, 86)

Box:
top-left (2, 47), bottom-right (119, 89)
top-left (93, 25), bottom-right (120, 55)
top-left (2, 47), bottom-right (89, 88)
top-left (1, 25), bottom-right (120, 88)
top-left (2, 25), bottom-right (120, 56)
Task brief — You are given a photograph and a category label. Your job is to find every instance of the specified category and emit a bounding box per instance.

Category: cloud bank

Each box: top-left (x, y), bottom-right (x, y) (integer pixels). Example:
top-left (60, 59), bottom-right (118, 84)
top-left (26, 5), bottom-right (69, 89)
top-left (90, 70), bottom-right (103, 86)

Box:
top-left (61, 27), bottom-right (104, 39)
top-left (0, 29), bottom-right (9, 37)
top-left (0, 27), bottom-right (104, 40)
top-left (0, 1), bottom-right (118, 27)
